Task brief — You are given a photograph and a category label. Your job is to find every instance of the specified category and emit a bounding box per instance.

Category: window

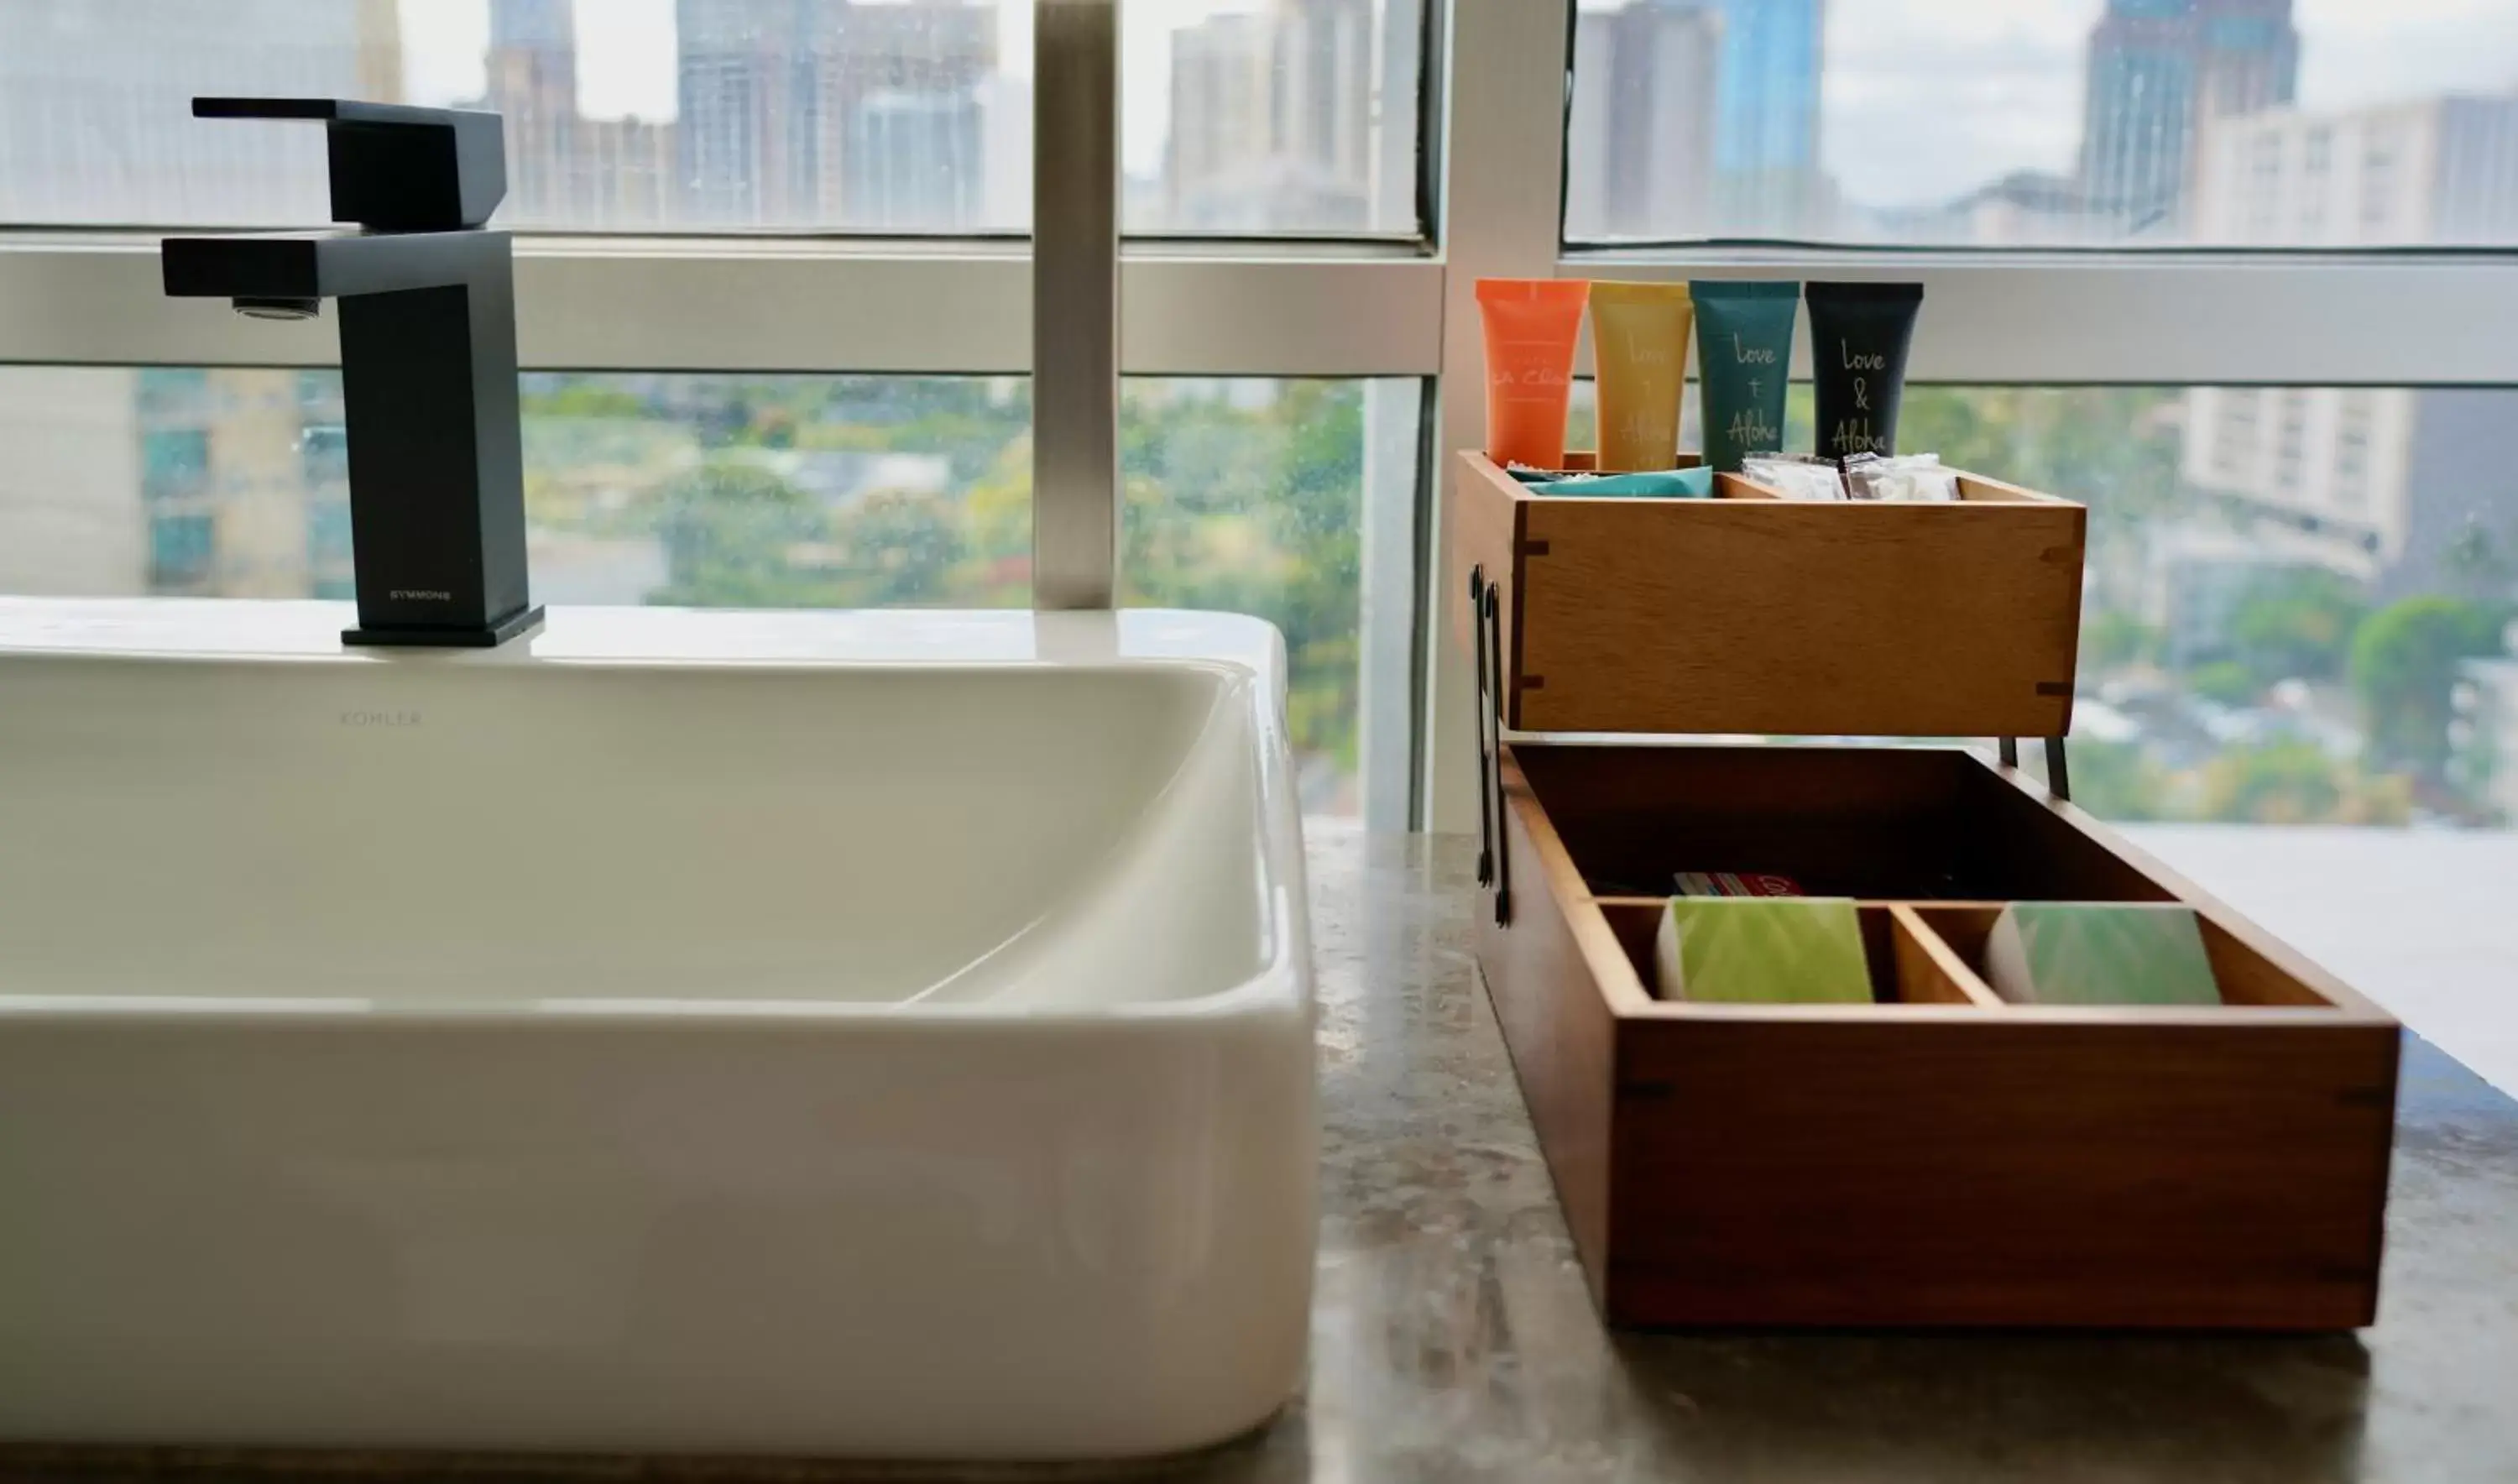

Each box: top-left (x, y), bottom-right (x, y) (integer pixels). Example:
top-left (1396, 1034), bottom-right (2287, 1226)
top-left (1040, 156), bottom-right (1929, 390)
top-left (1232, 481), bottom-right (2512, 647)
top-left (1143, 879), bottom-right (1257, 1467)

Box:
top-left (1563, 0), bottom-right (2518, 247)
top-left (2274, 388), bottom-right (2308, 492)
top-left (1563, 376), bottom-right (2518, 828)
top-left (3, 0), bottom-right (2514, 849)
top-left (146, 511), bottom-right (216, 588)
top-left (0, 365), bottom-right (1421, 818)
top-left (2359, 128), bottom-right (2400, 237)
top-left (1125, 377), bottom-right (1425, 815)
top-left (138, 427), bottom-right (209, 501)
top-left (0, 0), bottom-right (1442, 824)
top-left (2205, 388), bottom-right (2259, 481)
top-left (0, 0), bottom-right (1428, 237)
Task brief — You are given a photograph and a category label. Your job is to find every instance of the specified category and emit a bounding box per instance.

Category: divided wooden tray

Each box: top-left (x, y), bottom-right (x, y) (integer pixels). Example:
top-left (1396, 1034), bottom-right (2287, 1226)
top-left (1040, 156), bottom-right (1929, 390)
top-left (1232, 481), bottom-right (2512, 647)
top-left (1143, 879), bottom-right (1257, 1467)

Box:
top-left (1484, 742), bottom-right (2398, 1330)
top-left (1450, 452), bottom-right (2400, 1330)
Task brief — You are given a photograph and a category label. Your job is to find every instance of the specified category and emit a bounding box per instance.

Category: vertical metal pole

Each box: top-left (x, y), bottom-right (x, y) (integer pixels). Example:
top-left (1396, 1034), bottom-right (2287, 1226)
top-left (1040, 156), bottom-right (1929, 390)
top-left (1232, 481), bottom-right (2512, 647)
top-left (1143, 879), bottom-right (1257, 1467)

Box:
top-left (1032, 0), bottom-right (1121, 610)
top-left (1423, 0), bottom-right (1574, 829)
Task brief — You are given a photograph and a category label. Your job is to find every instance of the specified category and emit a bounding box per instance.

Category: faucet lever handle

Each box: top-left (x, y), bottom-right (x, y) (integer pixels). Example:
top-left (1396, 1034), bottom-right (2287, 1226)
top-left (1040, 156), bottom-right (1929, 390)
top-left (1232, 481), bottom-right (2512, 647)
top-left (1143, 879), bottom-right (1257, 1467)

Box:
top-left (192, 97), bottom-right (506, 233)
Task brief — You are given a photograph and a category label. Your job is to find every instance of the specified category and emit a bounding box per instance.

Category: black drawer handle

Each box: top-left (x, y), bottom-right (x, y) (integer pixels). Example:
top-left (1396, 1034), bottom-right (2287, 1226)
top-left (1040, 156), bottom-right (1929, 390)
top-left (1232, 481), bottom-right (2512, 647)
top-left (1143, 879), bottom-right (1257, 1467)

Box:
top-left (1471, 565), bottom-right (1494, 891)
top-left (1473, 569), bottom-right (1512, 928)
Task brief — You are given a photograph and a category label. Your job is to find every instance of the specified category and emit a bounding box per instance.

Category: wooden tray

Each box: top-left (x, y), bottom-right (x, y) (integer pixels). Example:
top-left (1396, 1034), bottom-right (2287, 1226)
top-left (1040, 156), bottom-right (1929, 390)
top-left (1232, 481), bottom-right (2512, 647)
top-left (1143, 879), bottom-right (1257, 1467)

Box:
top-left (1447, 451), bottom-right (2087, 739)
top-left (1479, 740), bottom-right (2400, 1330)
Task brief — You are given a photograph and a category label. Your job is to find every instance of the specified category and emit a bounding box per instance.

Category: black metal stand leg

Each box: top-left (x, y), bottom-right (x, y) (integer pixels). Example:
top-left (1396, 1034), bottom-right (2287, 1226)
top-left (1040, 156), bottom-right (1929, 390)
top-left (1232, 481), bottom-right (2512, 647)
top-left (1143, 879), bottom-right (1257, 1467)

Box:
top-left (2045, 735), bottom-right (2072, 802)
top-left (1998, 737), bottom-right (2019, 769)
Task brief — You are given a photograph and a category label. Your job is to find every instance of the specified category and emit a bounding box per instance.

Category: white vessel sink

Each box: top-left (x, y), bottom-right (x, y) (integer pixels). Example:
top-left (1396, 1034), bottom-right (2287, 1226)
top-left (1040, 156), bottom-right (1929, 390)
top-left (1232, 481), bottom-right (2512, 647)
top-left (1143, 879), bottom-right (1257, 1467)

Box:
top-left (0, 599), bottom-right (1314, 1461)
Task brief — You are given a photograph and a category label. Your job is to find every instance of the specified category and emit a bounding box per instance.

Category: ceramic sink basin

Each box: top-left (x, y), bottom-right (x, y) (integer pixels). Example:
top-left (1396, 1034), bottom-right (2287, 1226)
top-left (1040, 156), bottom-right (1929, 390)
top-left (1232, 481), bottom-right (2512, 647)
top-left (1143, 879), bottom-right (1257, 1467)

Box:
top-left (0, 598), bottom-right (1314, 1460)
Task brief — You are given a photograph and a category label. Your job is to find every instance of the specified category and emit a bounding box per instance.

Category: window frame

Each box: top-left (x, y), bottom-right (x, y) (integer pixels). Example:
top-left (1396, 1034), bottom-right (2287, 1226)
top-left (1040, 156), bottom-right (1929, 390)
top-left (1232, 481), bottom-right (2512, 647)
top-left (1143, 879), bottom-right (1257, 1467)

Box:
top-left (4, 1), bottom-right (2518, 833)
top-left (1421, 0), bottom-right (2518, 833)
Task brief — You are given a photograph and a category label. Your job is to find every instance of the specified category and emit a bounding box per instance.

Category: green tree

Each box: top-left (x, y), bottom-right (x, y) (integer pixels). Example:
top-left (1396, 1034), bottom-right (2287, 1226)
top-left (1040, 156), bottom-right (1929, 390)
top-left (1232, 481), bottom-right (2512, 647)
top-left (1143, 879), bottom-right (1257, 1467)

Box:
top-left (2082, 611), bottom-right (2162, 670)
top-left (1119, 381), bottom-right (1365, 775)
top-left (647, 455), bottom-right (828, 607)
top-left (2199, 740), bottom-right (2346, 824)
top-left (2186, 660), bottom-right (2259, 707)
top-left (2350, 596), bottom-right (2507, 784)
top-left (2227, 567), bottom-right (2366, 687)
top-left (1898, 386), bottom-right (2183, 541)
top-left (814, 489), bottom-right (970, 606)
top-left (2067, 739), bottom-right (2173, 822)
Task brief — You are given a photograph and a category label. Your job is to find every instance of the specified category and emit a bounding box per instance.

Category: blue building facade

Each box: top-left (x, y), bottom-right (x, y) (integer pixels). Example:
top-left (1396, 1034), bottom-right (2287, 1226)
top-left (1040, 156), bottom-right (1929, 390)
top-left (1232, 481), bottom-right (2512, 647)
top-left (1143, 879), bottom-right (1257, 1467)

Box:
top-left (2082, 0), bottom-right (2298, 235)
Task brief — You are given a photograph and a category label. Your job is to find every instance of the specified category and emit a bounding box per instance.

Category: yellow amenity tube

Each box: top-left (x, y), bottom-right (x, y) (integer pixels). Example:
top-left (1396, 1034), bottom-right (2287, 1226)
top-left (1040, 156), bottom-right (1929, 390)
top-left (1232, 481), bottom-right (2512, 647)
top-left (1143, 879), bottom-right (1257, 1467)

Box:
top-left (1589, 282), bottom-right (1695, 471)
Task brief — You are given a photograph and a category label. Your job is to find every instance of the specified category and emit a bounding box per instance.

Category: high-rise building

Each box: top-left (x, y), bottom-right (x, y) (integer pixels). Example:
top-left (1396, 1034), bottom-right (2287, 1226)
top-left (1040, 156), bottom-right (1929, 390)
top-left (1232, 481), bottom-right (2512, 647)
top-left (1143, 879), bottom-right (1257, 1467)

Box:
top-left (1281, 0), bottom-right (1377, 206)
top-left (483, 0), bottom-right (677, 227)
top-left (676, 0), bottom-right (993, 228)
top-left (0, 368), bottom-right (144, 596)
top-left (2181, 385), bottom-right (2409, 581)
top-left (678, 0), bottom-right (830, 225)
top-left (977, 71), bottom-right (1032, 227)
top-left (1561, 0), bottom-right (1821, 241)
top-left (53, 368), bottom-right (358, 601)
top-left (486, 0), bottom-right (584, 222)
top-left (1162, 0), bottom-right (1381, 233)
top-left (847, 89), bottom-right (982, 229)
top-left (1565, 2), bottom-right (1721, 241)
top-left (0, 1), bottom-right (394, 604)
top-left (2195, 94), bottom-right (2518, 247)
top-left (0, 0), bottom-right (402, 225)
top-left (2081, 0), bottom-right (2298, 236)
top-left (1705, 0), bottom-right (1823, 234)
top-left (1165, 13), bottom-right (1274, 227)
top-left (829, 0), bottom-right (995, 229)
top-left (2184, 93), bottom-right (2518, 596)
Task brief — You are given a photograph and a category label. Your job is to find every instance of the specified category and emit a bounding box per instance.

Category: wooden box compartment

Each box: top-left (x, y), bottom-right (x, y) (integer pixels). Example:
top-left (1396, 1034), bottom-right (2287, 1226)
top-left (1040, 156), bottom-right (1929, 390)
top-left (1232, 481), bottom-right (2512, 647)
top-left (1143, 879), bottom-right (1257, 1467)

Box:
top-left (1481, 740), bottom-right (2401, 1330)
top-left (1449, 452), bottom-right (2088, 739)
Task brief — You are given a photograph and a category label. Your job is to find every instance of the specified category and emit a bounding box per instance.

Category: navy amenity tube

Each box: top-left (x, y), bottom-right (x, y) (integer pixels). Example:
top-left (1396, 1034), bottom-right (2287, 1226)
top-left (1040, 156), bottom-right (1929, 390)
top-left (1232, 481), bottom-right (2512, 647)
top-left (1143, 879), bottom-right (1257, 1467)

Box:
top-left (1690, 281), bottom-right (1799, 473)
top-left (1807, 281), bottom-right (1923, 462)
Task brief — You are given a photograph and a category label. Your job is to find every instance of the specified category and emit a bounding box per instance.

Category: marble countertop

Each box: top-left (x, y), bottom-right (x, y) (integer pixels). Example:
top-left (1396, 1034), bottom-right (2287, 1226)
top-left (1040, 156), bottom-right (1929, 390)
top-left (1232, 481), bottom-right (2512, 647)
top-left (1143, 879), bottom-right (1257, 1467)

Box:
top-left (14, 825), bottom-right (2518, 1482)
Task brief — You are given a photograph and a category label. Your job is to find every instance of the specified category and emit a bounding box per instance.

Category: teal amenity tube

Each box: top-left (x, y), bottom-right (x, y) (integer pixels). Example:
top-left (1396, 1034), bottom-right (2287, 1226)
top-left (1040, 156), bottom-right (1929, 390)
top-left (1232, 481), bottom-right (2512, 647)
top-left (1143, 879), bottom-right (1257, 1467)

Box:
top-left (1807, 281), bottom-right (1923, 462)
top-left (1690, 281), bottom-right (1799, 473)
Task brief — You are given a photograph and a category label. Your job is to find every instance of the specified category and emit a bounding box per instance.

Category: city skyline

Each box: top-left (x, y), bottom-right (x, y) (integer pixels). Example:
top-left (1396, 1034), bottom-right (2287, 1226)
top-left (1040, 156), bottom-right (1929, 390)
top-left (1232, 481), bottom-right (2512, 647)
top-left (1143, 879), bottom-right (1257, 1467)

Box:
top-left (401, 0), bottom-right (1288, 180)
top-left (2081, 0), bottom-right (2298, 233)
top-left (10, 2), bottom-right (2510, 232)
top-left (416, 0), bottom-right (2518, 220)
top-left (1, 0), bottom-right (1415, 233)
top-left (1577, 0), bottom-right (2518, 213)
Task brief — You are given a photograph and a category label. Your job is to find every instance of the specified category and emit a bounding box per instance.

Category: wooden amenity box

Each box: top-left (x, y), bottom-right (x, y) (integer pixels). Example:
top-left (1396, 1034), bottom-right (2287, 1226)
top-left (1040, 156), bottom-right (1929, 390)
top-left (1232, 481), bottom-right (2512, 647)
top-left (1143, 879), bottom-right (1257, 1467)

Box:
top-left (1449, 453), bottom-right (2400, 1330)
top-left (1451, 451), bottom-right (2085, 738)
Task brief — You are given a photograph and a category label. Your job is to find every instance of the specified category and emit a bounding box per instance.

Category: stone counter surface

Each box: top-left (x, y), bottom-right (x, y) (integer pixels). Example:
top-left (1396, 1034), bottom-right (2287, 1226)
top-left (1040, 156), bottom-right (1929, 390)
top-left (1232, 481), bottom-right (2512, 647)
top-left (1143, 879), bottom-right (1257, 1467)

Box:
top-left (10, 826), bottom-right (2518, 1482)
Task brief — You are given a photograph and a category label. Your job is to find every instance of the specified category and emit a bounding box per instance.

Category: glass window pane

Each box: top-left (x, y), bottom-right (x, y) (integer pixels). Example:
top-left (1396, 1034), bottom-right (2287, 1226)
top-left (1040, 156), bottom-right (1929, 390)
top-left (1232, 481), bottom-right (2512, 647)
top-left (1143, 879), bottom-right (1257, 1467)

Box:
top-left (0, 367), bottom-right (1032, 601)
top-left (0, 0), bottom-right (1424, 237)
top-left (1561, 375), bottom-right (2518, 830)
top-left (1565, 0), bottom-right (2518, 248)
top-left (1136, 0), bottom-right (1424, 234)
top-left (0, 367), bottom-right (1422, 818)
top-left (1121, 378), bottom-right (1421, 816)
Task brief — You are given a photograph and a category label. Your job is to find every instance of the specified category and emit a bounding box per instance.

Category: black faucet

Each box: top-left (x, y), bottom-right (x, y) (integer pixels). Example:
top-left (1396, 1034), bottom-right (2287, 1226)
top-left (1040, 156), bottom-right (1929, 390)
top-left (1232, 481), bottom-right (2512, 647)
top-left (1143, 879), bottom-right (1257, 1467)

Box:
top-left (161, 98), bottom-right (540, 647)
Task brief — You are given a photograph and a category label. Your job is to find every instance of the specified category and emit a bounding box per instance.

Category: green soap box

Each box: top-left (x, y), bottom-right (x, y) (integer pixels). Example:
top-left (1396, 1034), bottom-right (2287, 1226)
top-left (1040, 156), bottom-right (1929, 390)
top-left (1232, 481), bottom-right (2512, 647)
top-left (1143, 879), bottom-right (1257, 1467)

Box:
top-left (1983, 902), bottom-right (2223, 1006)
top-left (1653, 896), bottom-right (1873, 1004)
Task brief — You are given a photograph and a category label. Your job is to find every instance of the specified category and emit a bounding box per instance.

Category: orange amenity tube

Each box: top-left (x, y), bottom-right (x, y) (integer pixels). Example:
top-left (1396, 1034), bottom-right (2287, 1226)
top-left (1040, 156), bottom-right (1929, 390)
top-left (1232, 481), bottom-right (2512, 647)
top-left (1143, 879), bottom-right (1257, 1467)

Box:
top-left (1477, 278), bottom-right (1590, 470)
